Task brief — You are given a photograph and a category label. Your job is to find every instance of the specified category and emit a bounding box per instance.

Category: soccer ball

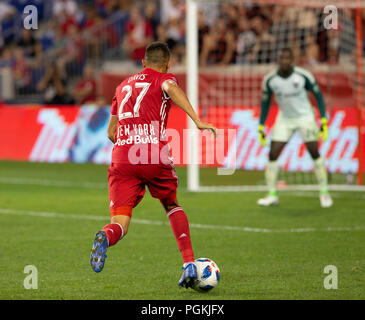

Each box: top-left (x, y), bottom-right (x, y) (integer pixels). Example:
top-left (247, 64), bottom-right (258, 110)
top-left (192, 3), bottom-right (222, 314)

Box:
top-left (193, 258), bottom-right (220, 292)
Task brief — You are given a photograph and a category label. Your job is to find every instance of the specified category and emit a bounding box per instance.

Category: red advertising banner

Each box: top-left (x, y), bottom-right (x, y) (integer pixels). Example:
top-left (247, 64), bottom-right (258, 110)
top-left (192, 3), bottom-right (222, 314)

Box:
top-left (0, 106), bottom-right (80, 161)
top-left (199, 106), bottom-right (364, 173)
top-left (0, 104), bottom-right (363, 174)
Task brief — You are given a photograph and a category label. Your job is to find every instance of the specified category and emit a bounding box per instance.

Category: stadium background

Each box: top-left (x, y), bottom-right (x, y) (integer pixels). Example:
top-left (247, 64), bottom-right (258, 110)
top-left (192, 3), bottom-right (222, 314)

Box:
top-left (0, 0), bottom-right (365, 301)
top-left (0, 0), bottom-right (364, 185)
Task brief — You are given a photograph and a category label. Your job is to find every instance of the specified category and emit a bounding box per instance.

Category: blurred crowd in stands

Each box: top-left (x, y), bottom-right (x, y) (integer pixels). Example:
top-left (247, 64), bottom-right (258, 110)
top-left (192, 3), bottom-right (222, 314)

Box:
top-left (0, 0), bottom-right (362, 104)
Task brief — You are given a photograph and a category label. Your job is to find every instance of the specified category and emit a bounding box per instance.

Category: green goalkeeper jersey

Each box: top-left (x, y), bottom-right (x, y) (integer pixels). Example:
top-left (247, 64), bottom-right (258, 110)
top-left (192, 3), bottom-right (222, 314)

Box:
top-left (259, 66), bottom-right (326, 124)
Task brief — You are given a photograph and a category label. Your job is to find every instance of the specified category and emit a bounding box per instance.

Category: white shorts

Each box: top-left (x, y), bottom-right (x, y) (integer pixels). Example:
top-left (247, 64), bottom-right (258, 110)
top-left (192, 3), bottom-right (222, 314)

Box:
top-left (271, 113), bottom-right (319, 142)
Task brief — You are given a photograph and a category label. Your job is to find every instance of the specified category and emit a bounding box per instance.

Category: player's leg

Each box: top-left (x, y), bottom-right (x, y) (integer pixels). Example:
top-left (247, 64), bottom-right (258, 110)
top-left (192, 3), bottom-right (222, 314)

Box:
top-left (103, 209), bottom-right (132, 247)
top-left (258, 114), bottom-right (292, 206)
top-left (161, 198), bottom-right (194, 264)
top-left (90, 164), bottom-right (145, 272)
top-left (258, 141), bottom-right (287, 206)
top-left (300, 116), bottom-right (333, 208)
top-left (267, 141), bottom-right (286, 193)
top-left (305, 141), bottom-right (333, 208)
top-left (160, 195), bottom-right (197, 289)
top-left (91, 212), bottom-right (134, 273)
top-left (146, 164), bottom-right (197, 288)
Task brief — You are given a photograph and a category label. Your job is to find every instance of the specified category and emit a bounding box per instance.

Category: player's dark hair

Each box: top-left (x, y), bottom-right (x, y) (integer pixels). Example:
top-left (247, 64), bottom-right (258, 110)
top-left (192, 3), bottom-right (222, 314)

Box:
top-left (279, 47), bottom-right (294, 58)
top-left (144, 42), bottom-right (171, 67)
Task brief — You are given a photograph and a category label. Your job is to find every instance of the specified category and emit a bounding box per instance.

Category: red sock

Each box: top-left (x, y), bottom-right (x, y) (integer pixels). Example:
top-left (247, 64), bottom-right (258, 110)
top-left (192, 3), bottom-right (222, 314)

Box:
top-left (102, 223), bottom-right (124, 247)
top-left (167, 207), bottom-right (194, 263)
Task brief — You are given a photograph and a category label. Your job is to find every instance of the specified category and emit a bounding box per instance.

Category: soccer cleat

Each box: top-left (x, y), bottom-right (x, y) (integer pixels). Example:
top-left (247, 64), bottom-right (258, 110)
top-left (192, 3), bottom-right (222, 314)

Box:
top-left (90, 230), bottom-right (108, 272)
top-left (320, 192), bottom-right (333, 208)
top-left (257, 194), bottom-right (279, 206)
top-left (178, 262), bottom-right (198, 289)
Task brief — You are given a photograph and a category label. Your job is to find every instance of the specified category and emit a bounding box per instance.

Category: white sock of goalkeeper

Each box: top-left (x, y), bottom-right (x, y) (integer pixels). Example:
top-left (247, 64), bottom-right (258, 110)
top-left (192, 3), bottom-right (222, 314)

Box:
top-left (314, 157), bottom-right (328, 193)
top-left (266, 160), bottom-right (279, 196)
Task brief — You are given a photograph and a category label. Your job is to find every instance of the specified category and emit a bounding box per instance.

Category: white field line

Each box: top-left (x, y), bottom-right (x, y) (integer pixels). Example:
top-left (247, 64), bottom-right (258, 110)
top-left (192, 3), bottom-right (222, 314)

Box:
top-left (1, 176), bottom-right (365, 193)
top-left (0, 177), bottom-right (106, 189)
top-left (0, 208), bottom-right (364, 234)
top-left (197, 185), bottom-right (365, 192)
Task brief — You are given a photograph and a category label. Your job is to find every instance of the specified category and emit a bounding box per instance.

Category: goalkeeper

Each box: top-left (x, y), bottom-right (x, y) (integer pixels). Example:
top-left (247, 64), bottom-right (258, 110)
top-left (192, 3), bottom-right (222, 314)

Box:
top-left (257, 47), bottom-right (333, 208)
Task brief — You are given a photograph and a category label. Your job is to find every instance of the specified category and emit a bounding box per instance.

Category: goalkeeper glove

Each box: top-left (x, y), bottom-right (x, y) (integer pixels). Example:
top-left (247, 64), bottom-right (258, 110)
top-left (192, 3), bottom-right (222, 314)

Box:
top-left (318, 117), bottom-right (328, 142)
top-left (258, 124), bottom-right (267, 146)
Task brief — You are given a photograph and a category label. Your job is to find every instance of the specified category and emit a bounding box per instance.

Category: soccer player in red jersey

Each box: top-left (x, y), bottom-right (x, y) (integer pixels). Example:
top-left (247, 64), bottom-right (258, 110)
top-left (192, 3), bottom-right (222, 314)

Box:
top-left (90, 42), bottom-right (217, 289)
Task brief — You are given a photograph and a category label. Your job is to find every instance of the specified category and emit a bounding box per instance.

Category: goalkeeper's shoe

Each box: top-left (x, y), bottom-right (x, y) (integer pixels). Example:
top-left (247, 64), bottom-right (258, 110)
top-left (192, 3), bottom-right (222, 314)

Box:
top-left (90, 230), bottom-right (108, 272)
top-left (178, 262), bottom-right (198, 289)
top-left (320, 192), bottom-right (333, 208)
top-left (257, 194), bottom-right (279, 206)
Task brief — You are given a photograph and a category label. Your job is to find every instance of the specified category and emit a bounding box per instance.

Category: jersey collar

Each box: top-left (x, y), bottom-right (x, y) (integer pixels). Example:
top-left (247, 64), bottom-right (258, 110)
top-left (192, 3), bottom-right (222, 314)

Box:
top-left (277, 66), bottom-right (294, 79)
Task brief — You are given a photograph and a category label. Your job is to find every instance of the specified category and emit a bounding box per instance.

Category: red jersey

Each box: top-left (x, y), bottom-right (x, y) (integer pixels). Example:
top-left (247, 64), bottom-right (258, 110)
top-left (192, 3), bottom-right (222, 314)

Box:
top-left (110, 68), bottom-right (177, 164)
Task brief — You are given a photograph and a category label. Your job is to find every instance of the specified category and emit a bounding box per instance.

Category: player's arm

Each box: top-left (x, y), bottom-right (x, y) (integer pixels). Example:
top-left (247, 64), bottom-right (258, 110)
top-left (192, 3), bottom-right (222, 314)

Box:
top-left (305, 76), bottom-right (326, 118)
top-left (162, 80), bottom-right (217, 137)
top-left (108, 95), bottom-right (118, 143)
top-left (107, 115), bottom-right (117, 143)
top-left (258, 78), bottom-right (273, 146)
top-left (305, 75), bottom-right (328, 141)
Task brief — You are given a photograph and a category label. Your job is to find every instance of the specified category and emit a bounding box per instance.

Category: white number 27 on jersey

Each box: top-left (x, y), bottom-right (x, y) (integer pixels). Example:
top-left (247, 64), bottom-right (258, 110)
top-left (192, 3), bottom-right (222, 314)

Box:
top-left (119, 82), bottom-right (151, 120)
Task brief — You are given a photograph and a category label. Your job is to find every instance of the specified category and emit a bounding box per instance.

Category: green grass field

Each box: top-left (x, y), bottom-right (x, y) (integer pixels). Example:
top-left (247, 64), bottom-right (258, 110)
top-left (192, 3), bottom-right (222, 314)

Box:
top-left (0, 161), bottom-right (364, 300)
